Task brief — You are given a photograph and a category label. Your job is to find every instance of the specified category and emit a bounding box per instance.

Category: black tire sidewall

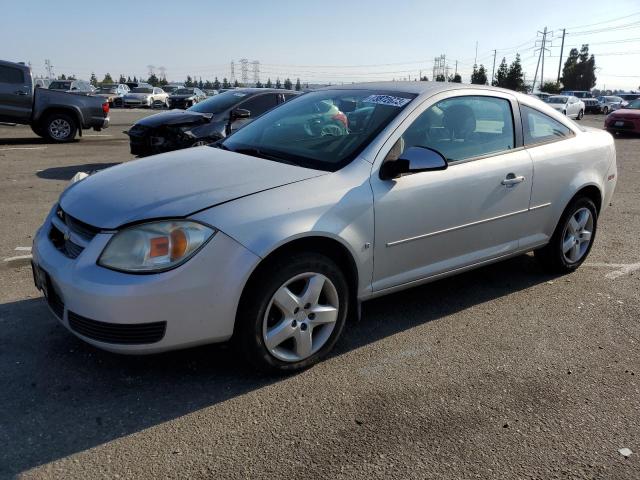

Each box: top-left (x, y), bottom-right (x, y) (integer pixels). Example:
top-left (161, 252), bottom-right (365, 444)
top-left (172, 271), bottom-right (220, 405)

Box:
top-left (237, 252), bottom-right (349, 372)
top-left (549, 197), bottom-right (598, 272)
top-left (45, 113), bottom-right (77, 142)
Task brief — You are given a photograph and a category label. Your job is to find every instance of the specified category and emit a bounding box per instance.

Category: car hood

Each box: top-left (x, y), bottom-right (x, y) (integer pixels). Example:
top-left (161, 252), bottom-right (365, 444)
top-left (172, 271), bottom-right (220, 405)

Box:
top-left (125, 93), bottom-right (151, 99)
top-left (59, 147), bottom-right (327, 229)
top-left (609, 109), bottom-right (640, 118)
top-left (134, 110), bottom-right (213, 128)
top-left (549, 103), bottom-right (566, 110)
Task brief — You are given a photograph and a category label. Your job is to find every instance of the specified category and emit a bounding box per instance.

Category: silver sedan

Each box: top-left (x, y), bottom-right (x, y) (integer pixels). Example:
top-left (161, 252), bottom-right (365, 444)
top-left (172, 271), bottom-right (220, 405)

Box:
top-left (32, 82), bottom-right (617, 372)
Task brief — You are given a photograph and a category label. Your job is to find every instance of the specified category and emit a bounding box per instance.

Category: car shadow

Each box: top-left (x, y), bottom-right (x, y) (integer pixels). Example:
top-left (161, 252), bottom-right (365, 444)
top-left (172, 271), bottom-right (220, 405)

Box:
top-left (0, 137), bottom-right (50, 146)
top-left (36, 163), bottom-right (120, 181)
top-left (0, 254), bottom-right (558, 477)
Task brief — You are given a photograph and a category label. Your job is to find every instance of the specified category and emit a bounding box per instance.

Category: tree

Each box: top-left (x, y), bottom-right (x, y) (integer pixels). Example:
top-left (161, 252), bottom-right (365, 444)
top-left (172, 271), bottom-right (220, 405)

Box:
top-left (450, 73), bottom-right (462, 83)
top-left (133, 76), bottom-right (138, 82)
top-left (185, 75), bottom-right (193, 87)
top-left (265, 78), bottom-right (273, 88)
top-left (100, 73), bottom-right (113, 85)
top-left (127, 76), bottom-right (132, 82)
top-left (255, 80), bottom-right (264, 88)
top-left (204, 80), bottom-right (213, 89)
top-left (540, 81), bottom-right (561, 94)
top-left (295, 78), bottom-right (301, 91)
top-left (222, 77), bottom-right (230, 89)
top-left (59, 74), bottom-right (67, 80)
top-left (435, 74), bottom-right (446, 82)
top-left (198, 78), bottom-right (204, 89)
top-left (505, 54), bottom-right (526, 92)
top-left (284, 78), bottom-right (293, 90)
top-left (147, 73), bottom-right (159, 86)
top-left (90, 72), bottom-right (98, 86)
top-left (275, 78), bottom-right (282, 89)
top-left (420, 75), bottom-right (429, 81)
top-left (213, 77), bottom-right (221, 90)
top-left (471, 64), bottom-right (488, 85)
top-left (561, 45), bottom-right (596, 91)
top-left (233, 79), bottom-right (240, 87)
top-left (493, 58), bottom-right (508, 87)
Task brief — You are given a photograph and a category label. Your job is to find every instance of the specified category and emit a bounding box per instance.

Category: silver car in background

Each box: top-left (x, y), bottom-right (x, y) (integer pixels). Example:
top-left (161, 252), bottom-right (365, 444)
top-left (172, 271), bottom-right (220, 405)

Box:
top-left (123, 85), bottom-right (169, 108)
top-left (547, 95), bottom-right (585, 119)
top-left (31, 82), bottom-right (616, 372)
top-left (598, 95), bottom-right (625, 115)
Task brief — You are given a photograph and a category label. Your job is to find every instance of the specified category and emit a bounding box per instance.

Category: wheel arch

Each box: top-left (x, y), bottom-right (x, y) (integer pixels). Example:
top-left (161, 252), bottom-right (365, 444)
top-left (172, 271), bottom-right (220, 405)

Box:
top-left (36, 106), bottom-right (83, 131)
top-left (236, 234), bottom-right (361, 331)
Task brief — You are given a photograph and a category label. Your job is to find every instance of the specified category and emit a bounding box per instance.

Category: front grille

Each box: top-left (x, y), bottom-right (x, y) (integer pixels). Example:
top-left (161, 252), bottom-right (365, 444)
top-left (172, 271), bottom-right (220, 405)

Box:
top-left (49, 206), bottom-right (99, 259)
top-left (610, 120), bottom-right (635, 130)
top-left (68, 312), bottom-right (167, 345)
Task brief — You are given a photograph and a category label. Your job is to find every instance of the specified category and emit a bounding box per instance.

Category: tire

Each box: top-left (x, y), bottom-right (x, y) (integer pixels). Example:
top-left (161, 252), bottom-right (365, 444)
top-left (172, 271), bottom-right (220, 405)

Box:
top-left (235, 252), bottom-right (349, 373)
top-left (44, 113), bottom-right (77, 142)
top-left (603, 106), bottom-right (609, 115)
top-left (535, 196), bottom-right (598, 273)
top-left (577, 109), bottom-right (584, 120)
top-left (31, 124), bottom-right (46, 138)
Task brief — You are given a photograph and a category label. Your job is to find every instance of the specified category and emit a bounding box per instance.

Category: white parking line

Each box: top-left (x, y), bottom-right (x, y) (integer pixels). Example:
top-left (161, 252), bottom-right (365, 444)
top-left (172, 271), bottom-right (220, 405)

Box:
top-left (0, 146), bottom-right (47, 151)
top-left (584, 262), bottom-right (640, 279)
top-left (3, 254), bottom-right (32, 263)
top-left (83, 134), bottom-right (113, 137)
top-left (14, 246), bottom-right (32, 251)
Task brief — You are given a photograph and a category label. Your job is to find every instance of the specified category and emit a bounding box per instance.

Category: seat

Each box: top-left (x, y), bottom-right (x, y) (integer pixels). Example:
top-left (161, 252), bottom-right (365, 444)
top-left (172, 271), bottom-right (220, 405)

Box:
top-left (442, 104), bottom-right (476, 140)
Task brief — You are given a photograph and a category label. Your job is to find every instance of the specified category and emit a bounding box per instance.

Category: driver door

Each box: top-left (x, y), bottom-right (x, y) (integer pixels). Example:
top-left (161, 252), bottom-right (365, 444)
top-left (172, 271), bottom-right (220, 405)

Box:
top-left (370, 92), bottom-right (533, 292)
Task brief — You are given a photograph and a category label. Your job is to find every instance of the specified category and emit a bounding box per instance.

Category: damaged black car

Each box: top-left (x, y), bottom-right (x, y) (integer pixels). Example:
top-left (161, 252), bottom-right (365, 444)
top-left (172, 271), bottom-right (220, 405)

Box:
top-left (125, 88), bottom-right (299, 156)
top-left (167, 87), bottom-right (207, 109)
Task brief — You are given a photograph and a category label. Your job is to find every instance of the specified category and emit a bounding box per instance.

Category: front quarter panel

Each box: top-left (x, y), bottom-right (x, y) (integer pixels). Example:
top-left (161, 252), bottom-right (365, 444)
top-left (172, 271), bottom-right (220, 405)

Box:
top-left (190, 158), bottom-right (375, 297)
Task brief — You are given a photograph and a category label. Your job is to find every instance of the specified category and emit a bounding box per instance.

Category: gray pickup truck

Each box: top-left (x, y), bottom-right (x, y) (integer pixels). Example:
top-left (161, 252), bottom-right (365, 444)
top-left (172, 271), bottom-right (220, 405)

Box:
top-left (0, 59), bottom-right (110, 142)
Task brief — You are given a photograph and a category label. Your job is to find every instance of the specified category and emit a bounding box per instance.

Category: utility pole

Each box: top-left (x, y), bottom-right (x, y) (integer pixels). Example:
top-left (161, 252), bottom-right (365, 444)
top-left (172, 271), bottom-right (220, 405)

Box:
top-left (532, 27), bottom-right (551, 92)
top-left (474, 41), bottom-right (478, 65)
top-left (454, 60), bottom-right (458, 78)
top-left (491, 50), bottom-right (497, 85)
top-left (557, 28), bottom-right (566, 84)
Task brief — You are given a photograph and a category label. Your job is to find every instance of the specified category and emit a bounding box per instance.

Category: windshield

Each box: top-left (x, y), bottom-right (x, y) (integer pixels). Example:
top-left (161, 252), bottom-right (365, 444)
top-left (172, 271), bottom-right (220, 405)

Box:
top-left (220, 89), bottom-right (416, 172)
top-left (548, 96), bottom-right (568, 104)
top-left (98, 86), bottom-right (117, 93)
top-left (625, 99), bottom-right (640, 109)
top-left (189, 90), bottom-right (251, 114)
top-left (132, 87), bottom-right (152, 93)
top-left (173, 88), bottom-right (195, 95)
top-left (163, 86), bottom-right (179, 92)
top-left (49, 81), bottom-right (71, 90)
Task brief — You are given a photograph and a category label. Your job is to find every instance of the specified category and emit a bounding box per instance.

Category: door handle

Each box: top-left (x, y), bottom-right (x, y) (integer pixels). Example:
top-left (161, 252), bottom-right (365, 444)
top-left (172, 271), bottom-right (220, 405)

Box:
top-left (501, 173), bottom-right (525, 186)
top-left (14, 90), bottom-right (28, 95)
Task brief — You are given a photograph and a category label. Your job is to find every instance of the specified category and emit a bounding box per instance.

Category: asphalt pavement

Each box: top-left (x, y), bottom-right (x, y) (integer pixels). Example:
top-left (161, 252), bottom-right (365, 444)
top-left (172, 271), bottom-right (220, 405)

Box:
top-left (0, 111), bottom-right (638, 479)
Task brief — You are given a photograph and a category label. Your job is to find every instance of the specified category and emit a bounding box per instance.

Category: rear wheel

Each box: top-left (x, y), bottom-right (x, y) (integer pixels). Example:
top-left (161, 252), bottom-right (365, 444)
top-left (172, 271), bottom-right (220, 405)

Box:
top-left (535, 196), bottom-right (598, 273)
top-left (577, 109), bottom-right (584, 120)
top-left (603, 106), bottom-right (609, 115)
top-left (45, 113), bottom-right (77, 142)
top-left (236, 252), bottom-right (349, 372)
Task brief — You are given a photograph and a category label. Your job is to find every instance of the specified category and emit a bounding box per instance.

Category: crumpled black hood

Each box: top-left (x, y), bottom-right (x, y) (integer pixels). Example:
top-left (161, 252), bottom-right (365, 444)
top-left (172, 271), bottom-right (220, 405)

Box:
top-left (134, 110), bottom-right (213, 128)
top-left (169, 94), bottom-right (197, 101)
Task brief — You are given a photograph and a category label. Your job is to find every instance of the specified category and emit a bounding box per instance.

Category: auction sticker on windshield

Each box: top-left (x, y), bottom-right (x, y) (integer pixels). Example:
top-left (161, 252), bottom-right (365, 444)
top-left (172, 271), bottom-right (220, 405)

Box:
top-left (362, 95), bottom-right (412, 107)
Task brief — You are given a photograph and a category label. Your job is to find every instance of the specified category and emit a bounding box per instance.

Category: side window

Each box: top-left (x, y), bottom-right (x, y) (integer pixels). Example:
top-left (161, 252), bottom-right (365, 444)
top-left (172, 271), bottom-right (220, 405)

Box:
top-left (0, 66), bottom-right (25, 84)
top-left (240, 94), bottom-right (279, 117)
top-left (521, 105), bottom-right (572, 146)
top-left (394, 95), bottom-right (515, 163)
top-left (283, 93), bottom-right (298, 102)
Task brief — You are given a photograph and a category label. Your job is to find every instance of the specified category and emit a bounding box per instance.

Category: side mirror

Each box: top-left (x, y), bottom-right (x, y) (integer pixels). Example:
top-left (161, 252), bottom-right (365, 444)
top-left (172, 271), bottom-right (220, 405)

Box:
top-left (231, 108), bottom-right (251, 119)
top-left (380, 146), bottom-right (447, 180)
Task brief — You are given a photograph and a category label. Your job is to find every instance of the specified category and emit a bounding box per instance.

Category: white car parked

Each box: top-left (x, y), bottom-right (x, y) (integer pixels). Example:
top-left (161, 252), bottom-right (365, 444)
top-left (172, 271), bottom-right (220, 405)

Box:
top-left (547, 95), bottom-right (585, 119)
top-left (32, 82), bottom-right (617, 372)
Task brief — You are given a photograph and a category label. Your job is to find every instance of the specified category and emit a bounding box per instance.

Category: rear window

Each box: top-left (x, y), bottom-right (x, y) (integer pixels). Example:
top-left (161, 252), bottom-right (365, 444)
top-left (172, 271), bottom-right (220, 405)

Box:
top-left (0, 65), bottom-right (24, 84)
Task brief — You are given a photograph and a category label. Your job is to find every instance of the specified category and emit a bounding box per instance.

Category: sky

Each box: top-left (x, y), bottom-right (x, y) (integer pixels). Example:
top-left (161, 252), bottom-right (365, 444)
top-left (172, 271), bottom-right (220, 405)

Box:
top-left (2, 0), bottom-right (639, 91)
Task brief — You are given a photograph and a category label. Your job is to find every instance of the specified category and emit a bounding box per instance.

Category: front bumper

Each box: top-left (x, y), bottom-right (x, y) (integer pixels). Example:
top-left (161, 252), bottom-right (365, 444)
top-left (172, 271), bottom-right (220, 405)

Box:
top-left (31, 208), bottom-right (260, 354)
top-left (605, 117), bottom-right (640, 133)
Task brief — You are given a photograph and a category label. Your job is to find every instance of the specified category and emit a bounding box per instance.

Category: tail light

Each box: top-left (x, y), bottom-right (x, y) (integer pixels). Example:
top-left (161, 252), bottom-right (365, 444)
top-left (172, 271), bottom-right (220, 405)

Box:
top-left (331, 111), bottom-right (348, 129)
top-left (102, 102), bottom-right (110, 115)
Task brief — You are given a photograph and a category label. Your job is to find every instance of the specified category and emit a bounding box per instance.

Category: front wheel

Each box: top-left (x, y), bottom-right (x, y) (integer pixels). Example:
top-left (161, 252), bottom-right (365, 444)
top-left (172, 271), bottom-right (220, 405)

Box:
top-left (236, 252), bottom-right (349, 372)
top-left (577, 109), bottom-right (584, 120)
top-left (535, 196), bottom-right (598, 273)
top-left (603, 106), bottom-right (609, 115)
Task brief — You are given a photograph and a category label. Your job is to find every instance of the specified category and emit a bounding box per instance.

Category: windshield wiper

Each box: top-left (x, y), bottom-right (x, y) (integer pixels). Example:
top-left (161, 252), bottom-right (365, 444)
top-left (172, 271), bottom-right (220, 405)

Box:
top-left (232, 147), bottom-right (301, 166)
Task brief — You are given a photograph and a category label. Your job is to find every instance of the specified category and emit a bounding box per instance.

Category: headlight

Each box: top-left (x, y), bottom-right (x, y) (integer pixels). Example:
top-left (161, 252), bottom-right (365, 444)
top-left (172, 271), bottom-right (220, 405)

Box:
top-left (98, 220), bottom-right (215, 273)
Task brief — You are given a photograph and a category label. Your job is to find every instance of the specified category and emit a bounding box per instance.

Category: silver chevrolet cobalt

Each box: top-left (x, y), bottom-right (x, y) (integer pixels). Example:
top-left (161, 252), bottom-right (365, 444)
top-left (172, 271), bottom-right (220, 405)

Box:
top-left (32, 82), bottom-right (617, 372)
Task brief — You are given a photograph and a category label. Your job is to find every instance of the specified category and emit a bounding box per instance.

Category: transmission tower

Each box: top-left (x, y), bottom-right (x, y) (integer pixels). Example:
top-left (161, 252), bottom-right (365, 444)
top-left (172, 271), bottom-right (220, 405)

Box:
top-left (251, 60), bottom-right (260, 85)
top-left (44, 59), bottom-right (54, 79)
top-left (240, 58), bottom-right (249, 85)
top-left (230, 61), bottom-right (235, 82)
top-left (158, 66), bottom-right (167, 81)
top-left (146, 64), bottom-right (155, 77)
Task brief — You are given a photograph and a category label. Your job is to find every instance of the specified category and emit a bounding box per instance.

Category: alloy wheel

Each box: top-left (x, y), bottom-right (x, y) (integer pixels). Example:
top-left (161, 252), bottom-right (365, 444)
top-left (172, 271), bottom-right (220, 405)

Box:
top-left (48, 119), bottom-right (71, 140)
top-left (262, 272), bottom-right (339, 362)
top-left (562, 207), bottom-right (594, 263)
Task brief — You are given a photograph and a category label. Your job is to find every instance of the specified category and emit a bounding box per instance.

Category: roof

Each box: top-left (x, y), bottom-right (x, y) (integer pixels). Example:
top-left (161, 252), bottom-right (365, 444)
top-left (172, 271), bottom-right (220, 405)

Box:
top-left (318, 81), bottom-right (527, 98)
top-left (232, 88), bottom-right (299, 94)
